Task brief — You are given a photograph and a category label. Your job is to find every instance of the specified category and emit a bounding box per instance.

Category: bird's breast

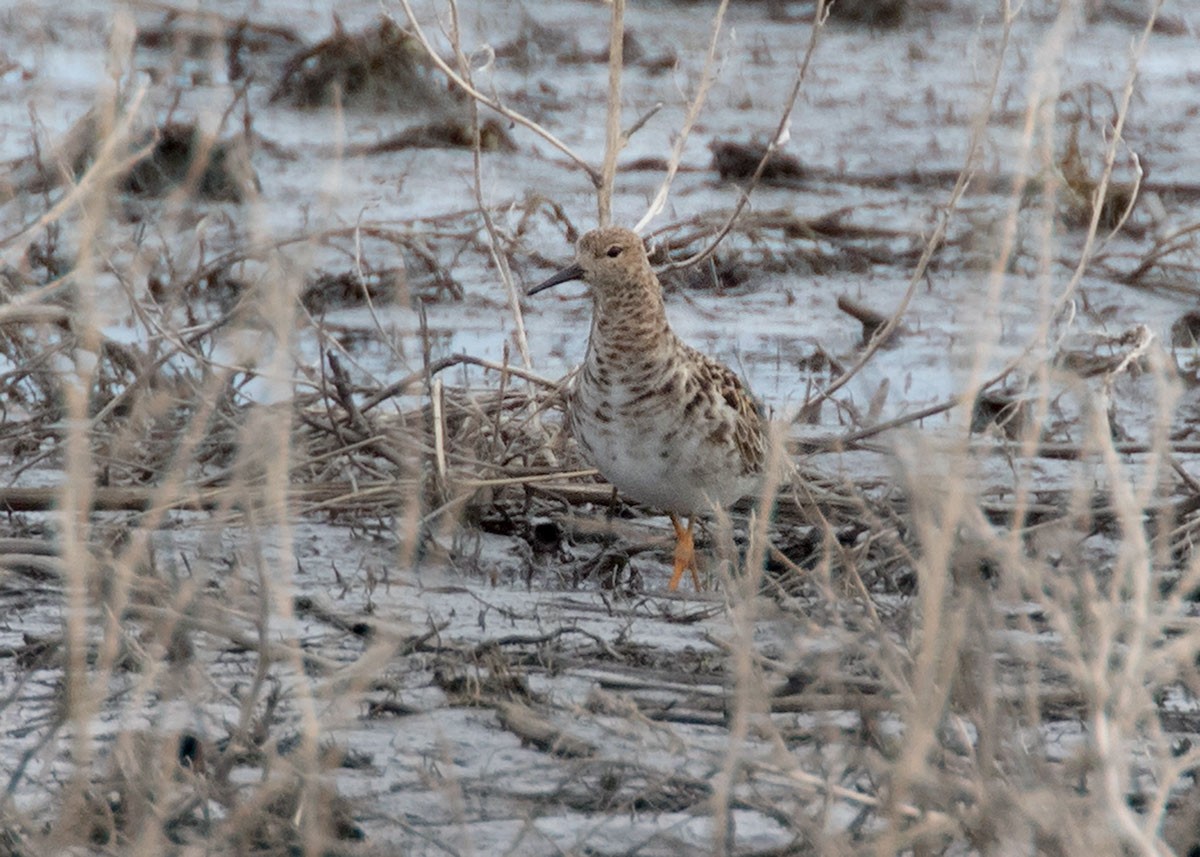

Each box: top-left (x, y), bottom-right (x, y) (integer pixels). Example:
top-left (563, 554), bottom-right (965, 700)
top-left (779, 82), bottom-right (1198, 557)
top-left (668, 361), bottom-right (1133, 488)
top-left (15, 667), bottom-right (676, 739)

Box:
top-left (570, 352), bottom-right (755, 514)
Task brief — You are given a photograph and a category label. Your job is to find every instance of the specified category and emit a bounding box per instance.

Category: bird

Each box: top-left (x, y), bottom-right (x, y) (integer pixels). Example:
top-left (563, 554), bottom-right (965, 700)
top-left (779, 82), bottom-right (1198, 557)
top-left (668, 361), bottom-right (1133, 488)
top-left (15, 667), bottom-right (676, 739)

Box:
top-left (527, 226), bottom-right (768, 591)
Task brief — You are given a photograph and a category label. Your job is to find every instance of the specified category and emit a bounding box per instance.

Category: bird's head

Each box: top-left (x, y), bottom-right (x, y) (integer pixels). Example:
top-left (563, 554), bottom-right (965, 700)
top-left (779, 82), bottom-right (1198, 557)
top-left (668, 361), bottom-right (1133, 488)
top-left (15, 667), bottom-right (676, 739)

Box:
top-left (527, 227), bottom-right (656, 300)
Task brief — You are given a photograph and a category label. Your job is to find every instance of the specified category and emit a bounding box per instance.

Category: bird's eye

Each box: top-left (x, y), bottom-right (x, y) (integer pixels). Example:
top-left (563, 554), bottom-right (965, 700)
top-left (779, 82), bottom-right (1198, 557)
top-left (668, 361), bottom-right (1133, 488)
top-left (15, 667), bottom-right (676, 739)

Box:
top-left (605, 245), bottom-right (623, 258)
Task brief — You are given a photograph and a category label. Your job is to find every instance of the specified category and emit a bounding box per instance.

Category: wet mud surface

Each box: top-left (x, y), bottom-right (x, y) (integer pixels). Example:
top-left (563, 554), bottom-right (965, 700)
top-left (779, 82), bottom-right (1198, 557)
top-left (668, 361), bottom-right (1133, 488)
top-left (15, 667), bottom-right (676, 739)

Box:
top-left (3, 0), bottom-right (1200, 853)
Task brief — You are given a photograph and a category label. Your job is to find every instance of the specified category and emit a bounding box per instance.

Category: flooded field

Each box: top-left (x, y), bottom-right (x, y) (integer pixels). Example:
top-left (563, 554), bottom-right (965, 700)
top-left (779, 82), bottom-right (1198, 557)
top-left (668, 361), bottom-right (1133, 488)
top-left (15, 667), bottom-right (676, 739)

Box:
top-left (2, 0), bottom-right (1200, 853)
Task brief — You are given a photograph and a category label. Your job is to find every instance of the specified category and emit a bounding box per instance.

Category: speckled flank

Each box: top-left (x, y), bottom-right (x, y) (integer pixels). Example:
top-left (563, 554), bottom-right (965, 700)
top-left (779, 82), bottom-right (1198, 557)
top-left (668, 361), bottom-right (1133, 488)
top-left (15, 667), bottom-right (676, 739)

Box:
top-left (544, 226), bottom-right (768, 516)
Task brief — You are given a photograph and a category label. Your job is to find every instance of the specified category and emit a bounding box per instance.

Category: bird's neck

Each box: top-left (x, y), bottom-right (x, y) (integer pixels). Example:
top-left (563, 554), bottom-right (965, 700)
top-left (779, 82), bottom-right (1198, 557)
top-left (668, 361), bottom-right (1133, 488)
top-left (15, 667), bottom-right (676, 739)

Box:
top-left (587, 282), bottom-right (678, 373)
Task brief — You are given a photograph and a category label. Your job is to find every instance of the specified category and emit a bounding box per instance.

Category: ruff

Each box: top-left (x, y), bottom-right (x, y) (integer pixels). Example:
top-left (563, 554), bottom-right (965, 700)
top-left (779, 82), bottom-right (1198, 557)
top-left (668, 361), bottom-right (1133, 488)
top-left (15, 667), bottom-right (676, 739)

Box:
top-left (528, 226), bottom-right (767, 590)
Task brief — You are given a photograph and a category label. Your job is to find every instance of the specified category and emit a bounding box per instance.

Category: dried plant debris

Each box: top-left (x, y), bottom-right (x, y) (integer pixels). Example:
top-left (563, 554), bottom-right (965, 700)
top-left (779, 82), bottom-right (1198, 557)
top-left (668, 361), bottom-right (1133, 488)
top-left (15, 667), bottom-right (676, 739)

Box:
top-left (646, 210), bottom-right (915, 282)
top-left (122, 122), bottom-right (257, 202)
top-left (836, 295), bottom-right (901, 347)
top-left (709, 138), bottom-right (806, 188)
top-left (147, 259), bottom-right (248, 308)
top-left (7, 324), bottom-right (1200, 852)
top-left (1, 110), bottom-right (99, 198)
top-left (3, 114), bottom-right (256, 202)
top-left (483, 19), bottom-right (677, 78)
top-left (970, 390), bottom-right (1030, 439)
top-left (1056, 127), bottom-right (1138, 232)
top-left (1171, 311), bottom-right (1200, 349)
top-left (134, 11), bottom-right (303, 84)
top-left (49, 730), bottom-right (364, 853)
top-left (347, 117), bottom-right (516, 154)
top-left (301, 268), bottom-right (404, 313)
top-left (230, 779), bottom-right (364, 851)
top-left (555, 28), bottom-right (676, 72)
top-left (1171, 311), bottom-right (1200, 385)
top-left (495, 15), bottom-right (581, 69)
top-left (826, 0), bottom-right (908, 27)
top-left (270, 16), bottom-right (461, 113)
top-left (656, 250), bottom-right (752, 293)
top-left (1086, 0), bottom-right (1188, 33)
top-left (1018, 105), bottom-right (1141, 233)
top-left (1053, 324), bottom-right (1153, 379)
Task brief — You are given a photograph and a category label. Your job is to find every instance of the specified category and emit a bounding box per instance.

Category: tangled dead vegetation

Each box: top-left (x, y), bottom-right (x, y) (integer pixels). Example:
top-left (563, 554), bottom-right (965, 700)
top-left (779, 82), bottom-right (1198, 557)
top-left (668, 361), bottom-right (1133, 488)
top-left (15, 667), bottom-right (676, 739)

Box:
top-left (11, 199), bottom-right (1198, 849)
top-left (270, 16), bottom-right (460, 113)
top-left (4, 0), bottom-right (1200, 853)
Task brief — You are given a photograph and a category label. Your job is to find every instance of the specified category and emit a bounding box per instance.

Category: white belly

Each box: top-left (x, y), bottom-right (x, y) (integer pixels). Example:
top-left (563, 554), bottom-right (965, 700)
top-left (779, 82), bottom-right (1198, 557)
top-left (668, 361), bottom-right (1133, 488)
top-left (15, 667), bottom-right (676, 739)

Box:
top-left (572, 402), bottom-right (754, 515)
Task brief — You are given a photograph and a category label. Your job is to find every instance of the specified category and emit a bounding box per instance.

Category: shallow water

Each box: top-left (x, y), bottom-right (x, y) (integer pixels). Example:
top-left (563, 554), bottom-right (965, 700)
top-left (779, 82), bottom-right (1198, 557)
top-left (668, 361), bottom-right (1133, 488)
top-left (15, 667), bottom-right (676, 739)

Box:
top-left (3, 0), bottom-right (1199, 852)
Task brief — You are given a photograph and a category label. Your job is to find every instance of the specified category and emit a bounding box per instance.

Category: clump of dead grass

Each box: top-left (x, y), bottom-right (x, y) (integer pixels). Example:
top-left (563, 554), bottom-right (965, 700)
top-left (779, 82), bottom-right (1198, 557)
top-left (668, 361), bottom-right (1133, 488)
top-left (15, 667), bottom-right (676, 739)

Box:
top-left (270, 16), bottom-right (459, 113)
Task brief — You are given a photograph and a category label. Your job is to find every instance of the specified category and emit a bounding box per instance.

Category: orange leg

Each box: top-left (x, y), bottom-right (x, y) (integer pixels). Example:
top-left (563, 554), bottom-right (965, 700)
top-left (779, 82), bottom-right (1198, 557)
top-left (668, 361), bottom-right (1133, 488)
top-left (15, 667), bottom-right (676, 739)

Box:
top-left (667, 514), bottom-right (702, 591)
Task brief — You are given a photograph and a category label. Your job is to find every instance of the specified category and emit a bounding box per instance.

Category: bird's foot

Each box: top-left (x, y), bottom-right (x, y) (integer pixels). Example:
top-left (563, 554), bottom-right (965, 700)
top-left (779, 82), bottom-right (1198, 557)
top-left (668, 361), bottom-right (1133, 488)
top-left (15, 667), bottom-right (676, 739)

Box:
top-left (668, 514), bottom-right (701, 591)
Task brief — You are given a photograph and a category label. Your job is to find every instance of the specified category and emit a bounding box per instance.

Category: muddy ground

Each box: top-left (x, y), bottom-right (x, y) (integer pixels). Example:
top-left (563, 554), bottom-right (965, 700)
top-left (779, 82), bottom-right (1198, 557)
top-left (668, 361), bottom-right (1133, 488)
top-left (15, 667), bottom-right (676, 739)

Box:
top-left (2, 0), bottom-right (1200, 854)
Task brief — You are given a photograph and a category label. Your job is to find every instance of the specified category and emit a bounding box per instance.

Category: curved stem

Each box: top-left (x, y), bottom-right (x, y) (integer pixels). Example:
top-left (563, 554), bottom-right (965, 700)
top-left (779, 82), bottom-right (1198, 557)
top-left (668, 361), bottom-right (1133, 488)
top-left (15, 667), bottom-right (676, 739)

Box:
top-left (392, 0), bottom-right (601, 188)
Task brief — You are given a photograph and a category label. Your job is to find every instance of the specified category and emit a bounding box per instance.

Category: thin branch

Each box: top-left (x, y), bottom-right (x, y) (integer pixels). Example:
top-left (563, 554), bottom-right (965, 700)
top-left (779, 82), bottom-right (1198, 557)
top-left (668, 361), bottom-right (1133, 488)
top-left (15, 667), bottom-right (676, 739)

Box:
top-left (391, 0), bottom-right (601, 187)
top-left (807, 0), bottom-right (1017, 410)
top-left (1049, 0), bottom-right (1162, 322)
top-left (841, 0), bottom-right (1164, 441)
top-left (635, 0), bottom-right (731, 234)
top-left (658, 0), bottom-right (829, 272)
top-left (444, 0), bottom-right (534, 370)
top-left (598, 0), bottom-right (626, 226)
top-left (1, 84), bottom-right (152, 261)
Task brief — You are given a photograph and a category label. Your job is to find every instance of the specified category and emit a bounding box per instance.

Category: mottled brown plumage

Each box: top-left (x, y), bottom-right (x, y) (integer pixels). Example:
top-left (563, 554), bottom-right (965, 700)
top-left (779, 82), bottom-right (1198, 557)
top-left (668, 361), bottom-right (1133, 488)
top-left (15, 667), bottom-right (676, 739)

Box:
top-left (528, 226), bottom-right (768, 590)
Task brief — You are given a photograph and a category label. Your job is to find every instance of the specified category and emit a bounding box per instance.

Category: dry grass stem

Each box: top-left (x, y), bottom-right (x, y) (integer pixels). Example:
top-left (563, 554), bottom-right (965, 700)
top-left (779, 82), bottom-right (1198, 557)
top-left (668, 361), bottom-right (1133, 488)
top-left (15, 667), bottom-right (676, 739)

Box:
top-left (2, 1), bottom-right (1196, 854)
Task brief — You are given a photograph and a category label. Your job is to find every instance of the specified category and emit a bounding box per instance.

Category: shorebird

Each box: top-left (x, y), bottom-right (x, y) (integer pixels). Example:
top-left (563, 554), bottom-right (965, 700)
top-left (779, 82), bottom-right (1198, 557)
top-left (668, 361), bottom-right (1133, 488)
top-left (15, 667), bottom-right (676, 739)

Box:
top-left (527, 226), bottom-right (768, 590)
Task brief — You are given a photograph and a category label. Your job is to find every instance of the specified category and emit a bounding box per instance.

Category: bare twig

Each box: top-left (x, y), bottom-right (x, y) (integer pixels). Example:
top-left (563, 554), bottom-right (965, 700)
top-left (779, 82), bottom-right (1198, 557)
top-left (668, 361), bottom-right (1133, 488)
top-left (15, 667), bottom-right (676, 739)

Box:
top-left (598, 0), bottom-right (626, 226)
top-left (444, 0), bottom-right (534, 371)
top-left (809, 1), bottom-right (1017, 411)
top-left (635, 0), bottom-right (731, 234)
top-left (392, 0), bottom-right (601, 187)
top-left (658, 0), bottom-right (829, 272)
